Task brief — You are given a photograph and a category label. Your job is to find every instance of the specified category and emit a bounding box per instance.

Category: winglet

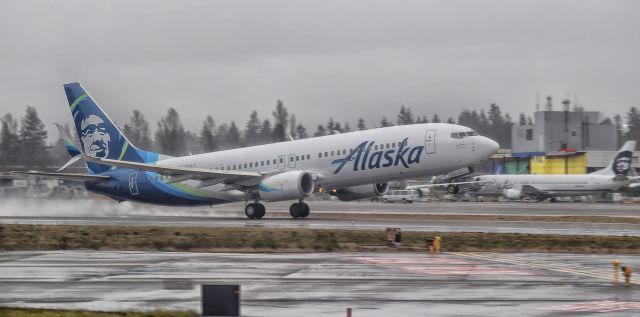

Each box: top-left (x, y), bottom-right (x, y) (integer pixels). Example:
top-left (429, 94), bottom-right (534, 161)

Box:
top-left (55, 123), bottom-right (82, 157)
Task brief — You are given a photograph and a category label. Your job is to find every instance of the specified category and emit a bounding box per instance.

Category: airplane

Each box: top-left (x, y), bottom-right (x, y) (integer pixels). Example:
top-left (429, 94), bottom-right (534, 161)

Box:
top-left (13, 82), bottom-right (499, 219)
top-left (469, 141), bottom-right (639, 201)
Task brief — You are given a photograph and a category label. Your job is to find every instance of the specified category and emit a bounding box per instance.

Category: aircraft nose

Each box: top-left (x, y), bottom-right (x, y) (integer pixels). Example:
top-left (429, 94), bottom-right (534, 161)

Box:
top-left (479, 136), bottom-right (499, 157)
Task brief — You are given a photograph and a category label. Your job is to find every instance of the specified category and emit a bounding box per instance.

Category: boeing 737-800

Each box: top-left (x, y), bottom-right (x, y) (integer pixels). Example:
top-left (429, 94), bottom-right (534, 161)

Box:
top-left (471, 141), bottom-right (638, 200)
top-left (15, 82), bottom-right (499, 219)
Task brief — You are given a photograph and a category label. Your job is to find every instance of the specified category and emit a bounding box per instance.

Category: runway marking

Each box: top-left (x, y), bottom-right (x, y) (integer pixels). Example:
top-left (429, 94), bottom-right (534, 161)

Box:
top-left (352, 256), bottom-right (534, 276)
top-left (541, 301), bottom-right (640, 313)
top-left (452, 252), bottom-right (640, 284)
top-left (352, 257), bottom-right (474, 265)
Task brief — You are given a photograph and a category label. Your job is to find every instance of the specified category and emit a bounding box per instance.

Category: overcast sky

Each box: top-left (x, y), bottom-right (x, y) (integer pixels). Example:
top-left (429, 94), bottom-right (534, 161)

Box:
top-left (1, 0), bottom-right (639, 138)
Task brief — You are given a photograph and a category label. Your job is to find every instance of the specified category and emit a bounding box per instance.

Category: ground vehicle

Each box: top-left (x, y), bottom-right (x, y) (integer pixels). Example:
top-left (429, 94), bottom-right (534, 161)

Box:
top-left (382, 189), bottom-right (420, 203)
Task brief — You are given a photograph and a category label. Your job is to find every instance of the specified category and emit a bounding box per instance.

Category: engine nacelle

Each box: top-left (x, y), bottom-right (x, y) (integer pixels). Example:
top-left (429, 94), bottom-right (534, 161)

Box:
top-left (502, 188), bottom-right (522, 200)
top-left (258, 171), bottom-right (314, 201)
top-left (331, 183), bottom-right (389, 201)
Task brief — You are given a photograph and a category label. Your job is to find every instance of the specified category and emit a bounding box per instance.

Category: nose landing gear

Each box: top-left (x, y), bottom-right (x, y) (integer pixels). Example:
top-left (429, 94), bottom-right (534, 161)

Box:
top-left (245, 202), bottom-right (266, 219)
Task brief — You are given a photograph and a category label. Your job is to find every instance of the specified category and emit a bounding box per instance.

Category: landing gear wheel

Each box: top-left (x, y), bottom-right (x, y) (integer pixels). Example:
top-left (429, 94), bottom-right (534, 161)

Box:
top-left (447, 184), bottom-right (460, 194)
top-left (244, 203), bottom-right (264, 219)
top-left (299, 203), bottom-right (310, 218)
top-left (290, 202), bottom-right (310, 219)
top-left (255, 203), bottom-right (266, 219)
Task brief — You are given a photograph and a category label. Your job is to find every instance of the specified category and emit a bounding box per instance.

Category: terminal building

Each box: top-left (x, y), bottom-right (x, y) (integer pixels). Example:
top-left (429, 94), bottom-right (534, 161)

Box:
top-left (489, 96), bottom-right (638, 174)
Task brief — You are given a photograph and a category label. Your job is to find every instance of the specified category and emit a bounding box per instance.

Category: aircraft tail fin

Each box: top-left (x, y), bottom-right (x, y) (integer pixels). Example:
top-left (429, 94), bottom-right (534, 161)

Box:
top-left (64, 82), bottom-right (160, 173)
top-left (590, 141), bottom-right (636, 176)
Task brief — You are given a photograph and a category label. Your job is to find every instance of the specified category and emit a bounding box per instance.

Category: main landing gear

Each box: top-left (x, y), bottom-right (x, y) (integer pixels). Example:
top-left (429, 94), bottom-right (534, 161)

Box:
top-left (245, 202), bottom-right (266, 219)
top-left (289, 201), bottom-right (310, 219)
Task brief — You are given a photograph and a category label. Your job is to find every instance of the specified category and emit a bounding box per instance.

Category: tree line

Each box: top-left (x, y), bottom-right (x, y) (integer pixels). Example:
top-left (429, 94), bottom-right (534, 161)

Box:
top-left (2, 101), bottom-right (640, 169)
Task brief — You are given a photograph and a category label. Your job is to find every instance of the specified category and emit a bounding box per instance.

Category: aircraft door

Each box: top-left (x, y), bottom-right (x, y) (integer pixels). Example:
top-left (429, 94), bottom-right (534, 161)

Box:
top-left (287, 153), bottom-right (296, 169)
top-left (425, 129), bottom-right (436, 154)
top-left (277, 155), bottom-right (286, 170)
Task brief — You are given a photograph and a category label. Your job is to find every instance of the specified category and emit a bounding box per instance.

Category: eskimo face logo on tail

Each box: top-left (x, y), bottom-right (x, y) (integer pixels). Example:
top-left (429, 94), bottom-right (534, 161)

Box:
top-left (331, 138), bottom-right (424, 174)
top-left (80, 115), bottom-right (111, 158)
top-left (613, 151), bottom-right (632, 175)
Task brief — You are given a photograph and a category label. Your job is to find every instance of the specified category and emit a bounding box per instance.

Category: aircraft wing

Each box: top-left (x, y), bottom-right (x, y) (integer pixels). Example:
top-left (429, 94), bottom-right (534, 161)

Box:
top-left (11, 171), bottom-right (110, 182)
top-left (85, 156), bottom-right (262, 184)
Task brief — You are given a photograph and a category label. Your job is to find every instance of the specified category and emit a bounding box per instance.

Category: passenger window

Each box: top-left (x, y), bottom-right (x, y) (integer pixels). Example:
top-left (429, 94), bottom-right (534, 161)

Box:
top-left (392, 142), bottom-right (396, 148)
top-left (296, 156), bottom-right (299, 161)
top-left (318, 153), bottom-right (322, 158)
top-left (374, 145), bottom-right (378, 150)
top-left (307, 154), bottom-right (310, 160)
top-left (273, 159), bottom-right (277, 164)
top-left (331, 150), bottom-right (335, 156)
top-left (280, 158), bottom-right (284, 163)
top-left (261, 161), bottom-right (264, 166)
top-left (324, 152), bottom-right (328, 157)
top-left (243, 163), bottom-right (247, 168)
top-left (290, 156), bottom-right (294, 162)
top-left (301, 156), bottom-right (304, 161)
top-left (249, 162), bottom-right (253, 167)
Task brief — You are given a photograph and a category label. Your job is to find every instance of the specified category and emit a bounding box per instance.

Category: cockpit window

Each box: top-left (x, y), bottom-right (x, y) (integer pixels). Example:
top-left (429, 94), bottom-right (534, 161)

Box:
top-left (451, 130), bottom-right (478, 139)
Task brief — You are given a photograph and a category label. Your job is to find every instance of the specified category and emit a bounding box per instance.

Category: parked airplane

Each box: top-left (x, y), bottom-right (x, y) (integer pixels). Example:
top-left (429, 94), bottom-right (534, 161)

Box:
top-left (470, 141), bottom-right (638, 200)
top-left (14, 82), bottom-right (498, 218)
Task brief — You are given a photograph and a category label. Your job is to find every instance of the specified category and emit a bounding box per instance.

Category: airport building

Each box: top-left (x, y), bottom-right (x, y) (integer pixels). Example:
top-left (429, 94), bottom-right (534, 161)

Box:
top-left (487, 97), bottom-right (637, 175)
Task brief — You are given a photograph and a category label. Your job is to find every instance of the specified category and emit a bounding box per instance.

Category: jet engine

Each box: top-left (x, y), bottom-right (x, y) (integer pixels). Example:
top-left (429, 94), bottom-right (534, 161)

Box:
top-left (502, 188), bottom-right (522, 200)
top-left (258, 171), bottom-right (314, 201)
top-left (330, 183), bottom-right (389, 201)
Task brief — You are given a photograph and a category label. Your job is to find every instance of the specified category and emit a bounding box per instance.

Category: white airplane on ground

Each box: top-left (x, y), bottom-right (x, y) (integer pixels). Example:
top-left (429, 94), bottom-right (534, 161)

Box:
top-left (470, 141), bottom-right (639, 200)
top-left (14, 82), bottom-right (498, 218)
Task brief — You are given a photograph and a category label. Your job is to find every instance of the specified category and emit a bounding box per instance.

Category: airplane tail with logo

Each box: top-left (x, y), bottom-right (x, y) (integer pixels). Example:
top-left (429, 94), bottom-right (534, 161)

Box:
top-left (590, 140), bottom-right (636, 177)
top-left (63, 82), bottom-right (160, 174)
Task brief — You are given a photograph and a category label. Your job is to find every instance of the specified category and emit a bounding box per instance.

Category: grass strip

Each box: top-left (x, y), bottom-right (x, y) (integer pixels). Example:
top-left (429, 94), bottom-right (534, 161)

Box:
top-left (1, 224), bottom-right (639, 253)
top-left (0, 307), bottom-right (197, 317)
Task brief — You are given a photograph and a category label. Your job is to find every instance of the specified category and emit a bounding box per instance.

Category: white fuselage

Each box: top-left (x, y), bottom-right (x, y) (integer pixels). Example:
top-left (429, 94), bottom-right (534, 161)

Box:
top-left (475, 174), bottom-right (628, 197)
top-left (157, 123), bottom-right (498, 201)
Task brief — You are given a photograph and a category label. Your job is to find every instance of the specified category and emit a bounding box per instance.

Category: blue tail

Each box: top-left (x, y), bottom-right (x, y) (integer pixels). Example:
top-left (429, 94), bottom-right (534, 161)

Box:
top-left (64, 82), bottom-right (159, 173)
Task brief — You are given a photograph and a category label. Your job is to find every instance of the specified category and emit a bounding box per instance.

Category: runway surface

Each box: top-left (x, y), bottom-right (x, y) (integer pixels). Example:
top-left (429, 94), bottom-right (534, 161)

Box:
top-left (1, 199), bottom-right (639, 236)
top-left (1, 251), bottom-right (639, 316)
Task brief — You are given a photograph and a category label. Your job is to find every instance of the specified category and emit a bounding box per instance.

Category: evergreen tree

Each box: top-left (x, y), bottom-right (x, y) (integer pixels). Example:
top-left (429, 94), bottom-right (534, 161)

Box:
top-left (518, 112), bottom-right (527, 126)
top-left (527, 116), bottom-right (533, 125)
top-left (155, 107), bottom-right (186, 156)
top-left (447, 117), bottom-right (455, 124)
top-left (216, 123), bottom-right (229, 149)
top-left (0, 113), bottom-right (19, 165)
top-left (326, 118), bottom-right (336, 132)
top-left (397, 106), bottom-right (415, 125)
top-left (295, 124), bottom-right (308, 139)
top-left (421, 115), bottom-right (429, 123)
top-left (259, 119), bottom-right (272, 144)
top-left (200, 115), bottom-right (217, 152)
top-left (333, 122), bottom-right (342, 133)
top-left (343, 122), bottom-right (351, 132)
top-left (123, 110), bottom-right (152, 150)
top-left (625, 107), bottom-right (640, 143)
top-left (226, 121), bottom-right (241, 147)
top-left (431, 114), bottom-right (441, 123)
top-left (244, 110), bottom-right (261, 146)
top-left (380, 117), bottom-right (392, 127)
top-left (19, 106), bottom-right (48, 167)
top-left (314, 124), bottom-right (327, 137)
top-left (357, 118), bottom-right (366, 130)
top-left (271, 100), bottom-right (288, 142)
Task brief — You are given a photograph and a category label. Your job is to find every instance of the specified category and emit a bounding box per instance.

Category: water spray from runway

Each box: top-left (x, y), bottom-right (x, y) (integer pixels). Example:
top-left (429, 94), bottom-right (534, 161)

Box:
top-left (0, 197), bottom-right (243, 218)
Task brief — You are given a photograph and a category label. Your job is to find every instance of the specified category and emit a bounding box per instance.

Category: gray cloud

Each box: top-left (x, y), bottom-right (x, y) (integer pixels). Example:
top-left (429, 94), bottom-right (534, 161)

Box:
top-left (0, 0), bottom-right (639, 139)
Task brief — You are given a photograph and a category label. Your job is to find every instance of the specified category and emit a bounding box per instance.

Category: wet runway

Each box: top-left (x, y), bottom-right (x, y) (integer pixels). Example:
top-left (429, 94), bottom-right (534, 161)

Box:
top-left (1, 199), bottom-right (639, 236)
top-left (1, 251), bottom-right (639, 316)
top-left (3, 214), bottom-right (640, 236)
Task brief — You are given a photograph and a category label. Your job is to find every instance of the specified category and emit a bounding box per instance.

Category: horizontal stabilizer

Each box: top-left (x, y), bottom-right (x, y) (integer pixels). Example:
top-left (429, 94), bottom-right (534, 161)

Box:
top-left (11, 171), bottom-right (110, 182)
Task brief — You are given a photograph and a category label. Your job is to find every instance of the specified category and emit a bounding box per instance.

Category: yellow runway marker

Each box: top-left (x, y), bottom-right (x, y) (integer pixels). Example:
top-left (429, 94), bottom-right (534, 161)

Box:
top-left (452, 252), bottom-right (640, 285)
